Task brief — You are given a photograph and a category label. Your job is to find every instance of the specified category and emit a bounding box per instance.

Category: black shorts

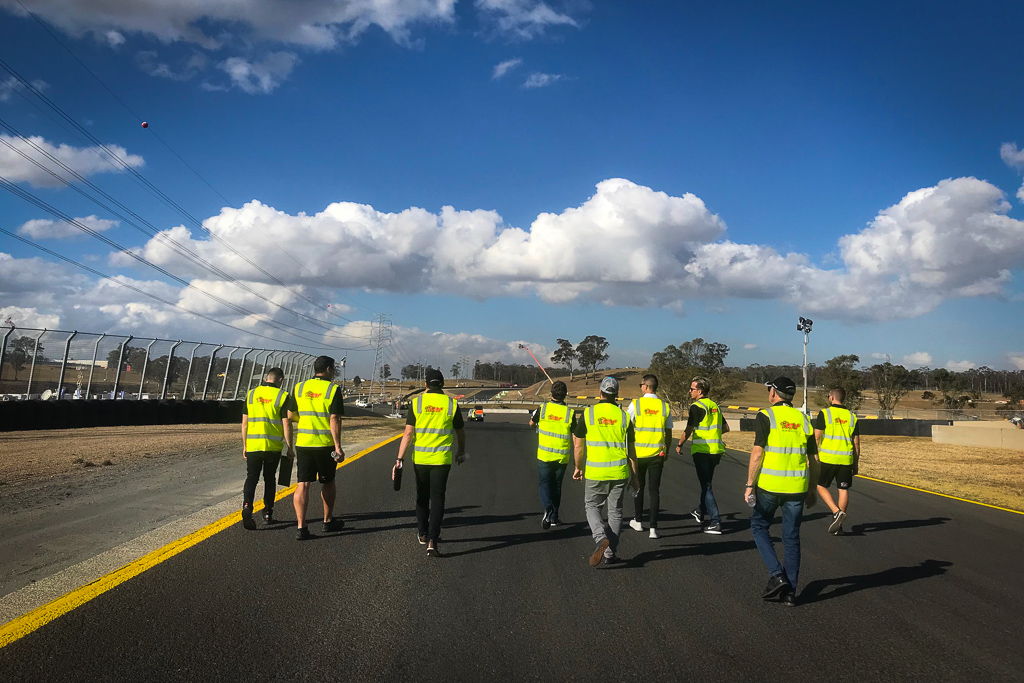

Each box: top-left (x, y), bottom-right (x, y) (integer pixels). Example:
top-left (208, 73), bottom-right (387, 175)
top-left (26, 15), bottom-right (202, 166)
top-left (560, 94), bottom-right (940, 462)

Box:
top-left (818, 462), bottom-right (853, 489)
top-left (295, 446), bottom-right (337, 483)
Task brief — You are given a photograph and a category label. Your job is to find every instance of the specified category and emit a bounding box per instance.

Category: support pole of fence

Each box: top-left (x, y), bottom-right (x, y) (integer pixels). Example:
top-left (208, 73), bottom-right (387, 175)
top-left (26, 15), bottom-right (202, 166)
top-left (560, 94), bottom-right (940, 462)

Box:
top-left (181, 343), bottom-right (200, 400)
top-left (112, 336), bottom-right (132, 399)
top-left (233, 348), bottom-right (254, 400)
top-left (86, 333), bottom-right (105, 397)
top-left (219, 347), bottom-right (237, 400)
top-left (161, 340), bottom-right (183, 400)
top-left (286, 352), bottom-right (300, 390)
top-left (26, 328), bottom-right (47, 397)
top-left (249, 350), bottom-right (268, 391)
top-left (139, 339), bottom-right (158, 399)
top-left (202, 344), bottom-right (224, 400)
top-left (0, 325), bottom-right (15, 384)
top-left (56, 330), bottom-right (78, 398)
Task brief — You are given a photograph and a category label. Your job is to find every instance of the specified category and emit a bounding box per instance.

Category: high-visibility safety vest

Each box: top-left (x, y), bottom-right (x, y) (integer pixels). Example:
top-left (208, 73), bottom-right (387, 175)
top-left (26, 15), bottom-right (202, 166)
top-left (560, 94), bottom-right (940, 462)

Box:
top-left (245, 385), bottom-right (288, 452)
top-left (293, 378), bottom-right (339, 448)
top-left (757, 405), bottom-right (812, 494)
top-left (413, 392), bottom-right (458, 466)
top-left (536, 402), bottom-right (573, 463)
top-left (584, 402), bottom-right (630, 481)
top-left (818, 406), bottom-right (857, 465)
top-left (630, 396), bottom-right (669, 459)
top-left (691, 397), bottom-right (724, 455)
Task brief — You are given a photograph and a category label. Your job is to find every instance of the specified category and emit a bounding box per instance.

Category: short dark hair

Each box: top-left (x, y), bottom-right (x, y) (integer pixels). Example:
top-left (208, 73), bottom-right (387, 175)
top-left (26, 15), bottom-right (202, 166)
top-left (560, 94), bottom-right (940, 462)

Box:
top-left (691, 376), bottom-right (710, 396)
top-left (641, 374), bottom-right (658, 392)
top-left (313, 355), bottom-right (335, 374)
top-left (264, 367), bottom-right (284, 383)
top-left (551, 380), bottom-right (568, 400)
top-left (829, 387), bottom-right (846, 403)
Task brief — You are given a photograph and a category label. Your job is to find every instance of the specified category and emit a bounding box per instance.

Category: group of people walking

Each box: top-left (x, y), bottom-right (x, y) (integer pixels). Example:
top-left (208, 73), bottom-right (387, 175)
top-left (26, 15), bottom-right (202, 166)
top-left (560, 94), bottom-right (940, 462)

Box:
top-left (239, 358), bottom-right (860, 607)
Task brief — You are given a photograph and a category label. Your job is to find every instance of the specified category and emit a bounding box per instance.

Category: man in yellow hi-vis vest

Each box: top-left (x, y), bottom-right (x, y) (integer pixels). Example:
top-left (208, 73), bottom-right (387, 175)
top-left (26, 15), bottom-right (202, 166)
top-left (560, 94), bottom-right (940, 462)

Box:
top-left (572, 376), bottom-right (636, 568)
top-left (530, 380), bottom-right (574, 529)
top-left (813, 387), bottom-right (860, 535)
top-left (677, 376), bottom-right (730, 535)
top-left (241, 367), bottom-right (296, 529)
top-left (744, 376), bottom-right (818, 606)
top-left (626, 374), bottom-right (672, 539)
top-left (393, 368), bottom-right (465, 557)
top-left (292, 355), bottom-right (346, 541)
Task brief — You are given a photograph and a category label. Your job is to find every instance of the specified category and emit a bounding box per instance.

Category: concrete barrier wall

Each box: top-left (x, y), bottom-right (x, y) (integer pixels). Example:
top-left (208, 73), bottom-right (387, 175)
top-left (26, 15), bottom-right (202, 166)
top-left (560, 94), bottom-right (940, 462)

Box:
top-left (932, 424), bottom-right (1024, 451)
top-left (0, 399), bottom-right (243, 432)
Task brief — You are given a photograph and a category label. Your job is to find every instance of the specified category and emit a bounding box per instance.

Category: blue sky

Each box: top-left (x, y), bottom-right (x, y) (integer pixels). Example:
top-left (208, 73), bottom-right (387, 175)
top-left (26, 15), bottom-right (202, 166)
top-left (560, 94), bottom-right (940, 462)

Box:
top-left (1, 0), bottom-right (1023, 377)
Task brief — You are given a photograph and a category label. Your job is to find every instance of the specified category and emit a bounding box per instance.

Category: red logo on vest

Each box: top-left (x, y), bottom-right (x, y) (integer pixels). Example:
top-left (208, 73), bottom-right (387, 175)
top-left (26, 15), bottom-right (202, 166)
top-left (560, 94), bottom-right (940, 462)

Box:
top-left (643, 408), bottom-right (660, 416)
top-left (780, 420), bottom-right (802, 431)
top-left (597, 417), bottom-right (618, 426)
top-left (834, 418), bottom-right (849, 425)
top-left (424, 405), bottom-right (444, 413)
top-left (257, 397), bottom-right (273, 404)
top-left (305, 391), bottom-right (323, 398)
top-left (549, 414), bottom-right (564, 421)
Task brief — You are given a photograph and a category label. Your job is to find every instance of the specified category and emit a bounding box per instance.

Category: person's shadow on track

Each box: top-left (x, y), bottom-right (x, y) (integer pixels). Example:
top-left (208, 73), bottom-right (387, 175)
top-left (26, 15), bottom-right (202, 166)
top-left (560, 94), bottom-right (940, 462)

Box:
top-left (623, 539), bottom-right (756, 568)
top-left (440, 514), bottom-right (592, 558)
top-left (798, 559), bottom-right (953, 603)
top-left (844, 517), bottom-right (951, 536)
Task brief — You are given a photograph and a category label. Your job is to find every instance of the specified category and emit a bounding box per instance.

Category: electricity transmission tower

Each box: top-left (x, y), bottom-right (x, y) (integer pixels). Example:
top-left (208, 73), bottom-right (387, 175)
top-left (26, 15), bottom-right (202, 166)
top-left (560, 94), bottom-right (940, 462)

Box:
top-left (367, 313), bottom-right (392, 401)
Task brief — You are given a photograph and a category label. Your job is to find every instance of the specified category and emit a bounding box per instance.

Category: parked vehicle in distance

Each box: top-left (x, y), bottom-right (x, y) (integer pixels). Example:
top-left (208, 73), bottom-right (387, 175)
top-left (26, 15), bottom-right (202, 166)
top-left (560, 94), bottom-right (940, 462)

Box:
top-left (354, 399), bottom-right (369, 408)
top-left (468, 405), bottom-right (485, 422)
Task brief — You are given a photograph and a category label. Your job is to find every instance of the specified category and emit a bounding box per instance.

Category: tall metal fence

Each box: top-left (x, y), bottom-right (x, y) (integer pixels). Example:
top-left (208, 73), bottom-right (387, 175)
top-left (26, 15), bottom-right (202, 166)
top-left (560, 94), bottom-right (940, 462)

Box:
top-left (0, 326), bottom-right (318, 400)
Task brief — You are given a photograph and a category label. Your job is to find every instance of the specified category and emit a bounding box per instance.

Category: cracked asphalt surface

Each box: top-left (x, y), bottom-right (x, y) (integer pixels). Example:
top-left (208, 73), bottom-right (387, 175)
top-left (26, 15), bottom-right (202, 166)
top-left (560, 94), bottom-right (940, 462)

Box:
top-left (2, 415), bottom-right (1021, 681)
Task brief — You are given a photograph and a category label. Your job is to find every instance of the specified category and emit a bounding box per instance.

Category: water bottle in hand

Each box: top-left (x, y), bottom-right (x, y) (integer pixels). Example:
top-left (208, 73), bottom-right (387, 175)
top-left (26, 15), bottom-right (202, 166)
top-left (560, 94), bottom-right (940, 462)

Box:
top-left (745, 491), bottom-right (756, 508)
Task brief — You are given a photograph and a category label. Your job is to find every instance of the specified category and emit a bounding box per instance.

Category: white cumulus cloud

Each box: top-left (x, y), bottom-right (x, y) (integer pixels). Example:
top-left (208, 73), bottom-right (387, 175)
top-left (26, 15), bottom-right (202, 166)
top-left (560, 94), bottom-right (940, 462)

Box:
top-left (476, 0), bottom-right (577, 39)
top-left (743, 343), bottom-right (758, 350)
top-left (0, 134), bottom-right (143, 188)
top-left (17, 215), bottom-right (118, 240)
top-left (523, 72), bottom-right (564, 88)
top-left (492, 58), bottom-right (522, 79)
top-left (1008, 354), bottom-right (1024, 371)
top-left (0, 76), bottom-right (48, 101)
top-left (218, 52), bottom-right (299, 94)
top-left (902, 352), bottom-right (933, 367)
top-left (945, 360), bottom-right (977, 372)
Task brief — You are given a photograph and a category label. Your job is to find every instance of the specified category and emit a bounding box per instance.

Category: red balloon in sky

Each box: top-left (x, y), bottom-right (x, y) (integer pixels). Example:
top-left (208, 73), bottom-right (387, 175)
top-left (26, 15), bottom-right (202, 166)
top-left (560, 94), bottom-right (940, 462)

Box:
top-left (141, 121), bottom-right (149, 128)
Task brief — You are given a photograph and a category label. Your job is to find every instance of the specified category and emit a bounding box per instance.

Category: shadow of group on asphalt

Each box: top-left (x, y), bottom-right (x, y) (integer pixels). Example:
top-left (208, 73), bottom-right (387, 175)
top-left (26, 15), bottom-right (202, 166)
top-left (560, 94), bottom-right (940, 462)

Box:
top-left (798, 559), bottom-right (953, 603)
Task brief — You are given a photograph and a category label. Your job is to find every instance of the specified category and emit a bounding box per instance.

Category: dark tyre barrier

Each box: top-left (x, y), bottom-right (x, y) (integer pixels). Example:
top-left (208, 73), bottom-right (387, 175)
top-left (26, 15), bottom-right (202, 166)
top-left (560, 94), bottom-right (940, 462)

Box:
top-left (739, 417), bottom-right (952, 437)
top-left (0, 398), bottom-right (250, 431)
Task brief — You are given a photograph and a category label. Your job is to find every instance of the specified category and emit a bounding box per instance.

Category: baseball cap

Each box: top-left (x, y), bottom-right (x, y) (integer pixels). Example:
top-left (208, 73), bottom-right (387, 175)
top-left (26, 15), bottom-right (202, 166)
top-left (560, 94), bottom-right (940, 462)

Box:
top-left (425, 368), bottom-right (444, 386)
top-left (551, 380), bottom-right (568, 400)
top-left (765, 376), bottom-right (796, 397)
top-left (599, 376), bottom-right (619, 396)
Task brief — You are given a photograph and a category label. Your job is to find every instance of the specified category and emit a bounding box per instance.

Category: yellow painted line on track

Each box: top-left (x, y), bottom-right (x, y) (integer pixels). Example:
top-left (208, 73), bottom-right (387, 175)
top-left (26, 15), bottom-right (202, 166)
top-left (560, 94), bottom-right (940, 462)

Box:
top-left (855, 473), bottom-right (1024, 515)
top-left (0, 432), bottom-right (403, 650)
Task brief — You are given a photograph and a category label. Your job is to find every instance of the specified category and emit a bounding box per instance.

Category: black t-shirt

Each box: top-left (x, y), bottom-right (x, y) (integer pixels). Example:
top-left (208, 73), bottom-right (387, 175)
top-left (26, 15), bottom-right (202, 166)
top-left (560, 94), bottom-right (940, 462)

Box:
top-left (811, 404), bottom-right (860, 436)
top-left (685, 402), bottom-right (706, 432)
top-left (242, 381), bottom-right (298, 417)
top-left (405, 389), bottom-right (465, 429)
top-left (572, 399), bottom-right (635, 440)
top-left (753, 401), bottom-right (816, 455)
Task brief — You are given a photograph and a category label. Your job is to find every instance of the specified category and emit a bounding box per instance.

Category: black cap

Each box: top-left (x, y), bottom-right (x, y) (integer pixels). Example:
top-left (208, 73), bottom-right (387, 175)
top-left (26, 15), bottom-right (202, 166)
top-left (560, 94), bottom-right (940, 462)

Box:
top-left (425, 368), bottom-right (444, 386)
top-left (551, 381), bottom-right (568, 400)
top-left (765, 376), bottom-right (796, 397)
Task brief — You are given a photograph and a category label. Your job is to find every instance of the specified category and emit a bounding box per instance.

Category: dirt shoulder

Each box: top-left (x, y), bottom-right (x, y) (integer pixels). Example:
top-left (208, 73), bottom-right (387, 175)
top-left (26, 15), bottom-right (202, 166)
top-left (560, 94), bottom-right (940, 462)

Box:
top-left (722, 431), bottom-right (1024, 512)
top-left (0, 418), bottom-right (403, 486)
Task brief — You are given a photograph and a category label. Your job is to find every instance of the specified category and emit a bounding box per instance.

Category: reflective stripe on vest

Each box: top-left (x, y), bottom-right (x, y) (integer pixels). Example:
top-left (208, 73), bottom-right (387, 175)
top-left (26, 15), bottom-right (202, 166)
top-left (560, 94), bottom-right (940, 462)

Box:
top-left (584, 403), bottom-right (630, 481)
top-left (818, 406), bottom-right (857, 465)
top-left (245, 385), bottom-right (288, 452)
top-left (757, 405), bottom-right (811, 494)
top-left (413, 393), bottom-right (457, 465)
top-left (631, 396), bottom-right (669, 458)
top-left (691, 398), bottom-right (724, 455)
top-left (536, 402), bottom-right (573, 463)
top-left (294, 378), bottom-right (338, 448)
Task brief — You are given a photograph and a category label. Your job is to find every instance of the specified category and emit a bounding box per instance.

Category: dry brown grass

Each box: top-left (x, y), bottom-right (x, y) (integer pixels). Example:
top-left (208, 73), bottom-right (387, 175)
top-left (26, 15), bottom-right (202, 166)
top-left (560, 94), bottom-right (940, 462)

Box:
top-left (721, 431), bottom-right (1024, 511)
top-left (0, 418), bottom-right (403, 485)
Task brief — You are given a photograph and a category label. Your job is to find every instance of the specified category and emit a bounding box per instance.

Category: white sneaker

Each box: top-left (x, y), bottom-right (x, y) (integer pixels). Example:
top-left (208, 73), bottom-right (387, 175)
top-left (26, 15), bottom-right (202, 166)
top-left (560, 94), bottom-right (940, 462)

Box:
top-left (629, 519), bottom-right (643, 532)
top-left (649, 528), bottom-right (659, 539)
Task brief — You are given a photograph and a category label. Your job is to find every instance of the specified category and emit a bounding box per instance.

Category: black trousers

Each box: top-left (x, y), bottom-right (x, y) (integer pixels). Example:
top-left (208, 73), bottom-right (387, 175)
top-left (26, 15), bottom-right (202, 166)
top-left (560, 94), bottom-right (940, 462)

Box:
top-left (633, 457), bottom-right (665, 527)
top-left (414, 463), bottom-right (451, 542)
top-left (244, 450), bottom-right (281, 509)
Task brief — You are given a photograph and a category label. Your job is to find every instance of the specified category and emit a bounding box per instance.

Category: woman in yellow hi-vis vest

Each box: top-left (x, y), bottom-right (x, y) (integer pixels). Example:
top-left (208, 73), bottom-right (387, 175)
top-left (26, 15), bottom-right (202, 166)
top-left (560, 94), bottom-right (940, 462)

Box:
top-left (572, 376), bottom-right (637, 568)
top-left (393, 369), bottom-right (466, 557)
top-left (744, 377), bottom-right (818, 607)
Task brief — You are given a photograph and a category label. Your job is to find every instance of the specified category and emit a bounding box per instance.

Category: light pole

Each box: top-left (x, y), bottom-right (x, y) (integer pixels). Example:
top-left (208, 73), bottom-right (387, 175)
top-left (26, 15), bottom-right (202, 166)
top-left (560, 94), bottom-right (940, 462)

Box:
top-left (797, 316), bottom-right (813, 414)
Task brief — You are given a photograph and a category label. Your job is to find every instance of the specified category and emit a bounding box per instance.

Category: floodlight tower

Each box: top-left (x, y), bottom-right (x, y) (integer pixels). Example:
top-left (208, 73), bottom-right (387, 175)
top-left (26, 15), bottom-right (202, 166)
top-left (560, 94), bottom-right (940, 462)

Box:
top-left (797, 316), bottom-right (813, 414)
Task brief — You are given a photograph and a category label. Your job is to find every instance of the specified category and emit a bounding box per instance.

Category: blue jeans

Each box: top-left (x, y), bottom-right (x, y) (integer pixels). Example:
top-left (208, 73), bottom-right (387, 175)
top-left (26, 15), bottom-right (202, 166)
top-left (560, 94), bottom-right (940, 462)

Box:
top-left (537, 460), bottom-right (567, 520)
top-left (750, 488), bottom-right (804, 589)
top-left (692, 453), bottom-right (722, 524)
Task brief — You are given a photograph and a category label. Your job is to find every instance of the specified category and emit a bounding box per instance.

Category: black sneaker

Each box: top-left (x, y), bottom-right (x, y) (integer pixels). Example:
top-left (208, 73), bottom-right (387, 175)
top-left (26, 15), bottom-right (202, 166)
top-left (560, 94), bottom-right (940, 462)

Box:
top-left (600, 555), bottom-right (623, 567)
top-left (589, 538), bottom-right (610, 568)
top-left (417, 534), bottom-right (428, 545)
top-left (263, 509), bottom-right (274, 524)
top-left (762, 574), bottom-right (790, 599)
top-left (542, 512), bottom-right (551, 530)
top-left (322, 518), bottom-right (345, 533)
top-left (828, 510), bottom-right (847, 535)
top-left (780, 590), bottom-right (797, 607)
top-left (241, 506), bottom-right (257, 531)
top-left (703, 522), bottom-right (722, 535)
top-left (689, 508), bottom-right (703, 524)
top-left (296, 527), bottom-right (311, 541)
top-left (426, 545), bottom-right (442, 557)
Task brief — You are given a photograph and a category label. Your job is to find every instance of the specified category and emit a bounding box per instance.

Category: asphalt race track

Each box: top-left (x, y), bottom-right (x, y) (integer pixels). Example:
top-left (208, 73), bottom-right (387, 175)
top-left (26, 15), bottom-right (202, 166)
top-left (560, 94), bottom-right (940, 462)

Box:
top-left (2, 415), bottom-right (1022, 681)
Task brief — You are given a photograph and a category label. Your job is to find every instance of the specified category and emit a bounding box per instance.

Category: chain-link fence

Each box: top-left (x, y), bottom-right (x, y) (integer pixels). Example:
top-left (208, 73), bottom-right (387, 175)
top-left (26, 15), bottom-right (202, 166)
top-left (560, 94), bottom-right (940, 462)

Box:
top-left (0, 326), bottom-right (318, 400)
